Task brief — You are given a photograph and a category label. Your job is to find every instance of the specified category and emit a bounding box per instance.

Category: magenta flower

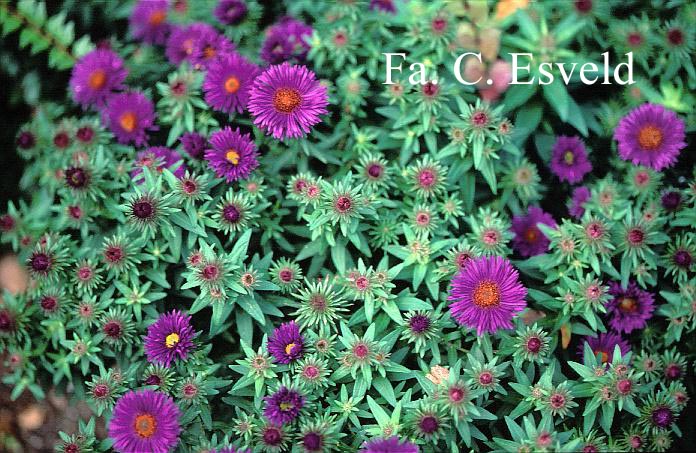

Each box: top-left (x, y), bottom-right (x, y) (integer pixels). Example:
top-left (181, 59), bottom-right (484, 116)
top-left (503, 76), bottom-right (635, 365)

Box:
top-left (448, 256), bottom-right (527, 335)
top-left (550, 135), bottom-right (592, 184)
top-left (205, 127), bottom-right (259, 182)
top-left (132, 147), bottom-right (186, 179)
top-left (129, 0), bottom-right (170, 45)
top-left (180, 132), bottom-right (208, 159)
top-left (165, 23), bottom-right (215, 65)
top-left (267, 321), bottom-right (304, 364)
top-left (203, 52), bottom-right (261, 115)
top-left (263, 386), bottom-right (304, 425)
top-left (360, 436), bottom-right (419, 453)
top-left (102, 91), bottom-right (157, 146)
top-left (144, 310), bottom-right (196, 368)
top-left (260, 17), bottom-right (312, 65)
top-left (214, 0), bottom-right (248, 25)
top-left (69, 49), bottom-right (127, 109)
top-left (614, 103), bottom-right (686, 171)
top-left (369, 0), bottom-right (397, 14)
top-left (190, 27), bottom-right (235, 69)
top-left (578, 332), bottom-right (630, 364)
top-left (108, 389), bottom-right (180, 453)
top-left (606, 281), bottom-right (654, 334)
top-left (248, 62), bottom-right (329, 140)
top-left (511, 206), bottom-right (556, 257)
top-left (568, 186), bottom-right (591, 219)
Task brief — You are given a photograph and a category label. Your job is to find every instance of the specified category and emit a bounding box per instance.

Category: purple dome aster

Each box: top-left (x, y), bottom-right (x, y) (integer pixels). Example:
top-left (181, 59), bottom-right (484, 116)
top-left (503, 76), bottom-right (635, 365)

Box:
top-left (360, 436), bottom-right (419, 453)
top-left (144, 310), bottom-right (196, 368)
top-left (180, 132), bottom-right (208, 159)
top-left (248, 62), bottom-right (329, 140)
top-left (260, 17), bottom-right (312, 65)
top-left (661, 191), bottom-right (682, 212)
top-left (614, 103), bottom-right (686, 171)
top-left (203, 52), bottom-right (261, 114)
top-left (267, 321), bottom-right (304, 364)
top-left (370, 0), bottom-right (397, 14)
top-left (510, 206), bottom-right (556, 257)
top-left (263, 386), bottom-right (304, 425)
top-left (550, 135), bottom-right (592, 184)
top-left (129, 0), bottom-right (170, 46)
top-left (578, 332), bottom-right (630, 364)
top-left (569, 186), bottom-right (591, 219)
top-left (448, 256), bottom-right (527, 335)
top-left (606, 280), bottom-right (654, 334)
top-left (190, 27), bottom-right (236, 69)
top-left (214, 0), bottom-right (248, 25)
top-left (132, 147), bottom-right (186, 179)
top-left (69, 49), bottom-right (127, 109)
top-left (165, 23), bottom-right (215, 65)
top-left (102, 91), bottom-right (157, 146)
top-left (108, 389), bottom-right (180, 453)
top-left (205, 127), bottom-right (258, 182)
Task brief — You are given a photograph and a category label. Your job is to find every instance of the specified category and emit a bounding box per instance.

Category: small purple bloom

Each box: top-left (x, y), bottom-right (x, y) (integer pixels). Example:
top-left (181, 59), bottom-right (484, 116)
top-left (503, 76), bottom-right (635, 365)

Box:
top-left (550, 135), bottom-right (592, 184)
top-left (205, 127), bottom-right (258, 182)
top-left (370, 0), bottom-right (397, 14)
top-left (510, 206), bottom-right (556, 257)
top-left (578, 332), bottom-right (630, 364)
top-left (133, 147), bottom-right (186, 179)
top-left (267, 321), bottom-right (304, 364)
top-left (129, 0), bottom-right (170, 45)
top-left (263, 386), bottom-right (304, 425)
top-left (614, 103), bottom-right (686, 171)
top-left (180, 132), bottom-right (208, 159)
top-left (144, 310), bottom-right (196, 368)
top-left (361, 436), bottom-right (419, 453)
top-left (102, 91), bottom-right (157, 146)
top-left (606, 281), bottom-right (654, 334)
top-left (569, 186), bottom-right (591, 219)
top-left (69, 49), bottom-right (127, 109)
top-left (165, 23), bottom-right (215, 65)
top-left (260, 17), bottom-right (312, 65)
top-left (203, 52), bottom-right (261, 114)
top-left (661, 191), bottom-right (682, 212)
top-left (248, 62), bottom-right (329, 140)
top-left (190, 27), bottom-right (235, 69)
top-left (214, 0), bottom-right (248, 25)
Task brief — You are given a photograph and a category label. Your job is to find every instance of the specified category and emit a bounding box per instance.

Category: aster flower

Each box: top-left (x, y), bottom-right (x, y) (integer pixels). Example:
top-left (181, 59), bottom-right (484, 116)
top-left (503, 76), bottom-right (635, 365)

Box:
top-left (165, 23), bottom-right (214, 65)
top-left (579, 332), bottom-right (630, 364)
top-left (248, 62), bottom-right (329, 140)
top-left (205, 127), bottom-right (259, 182)
top-left (255, 423), bottom-right (288, 452)
top-left (69, 49), bottom-right (127, 109)
top-left (26, 235), bottom-right (70, 282)
top-left (400, 310), bottom-right (440, 356)
top-left (214, 0), bottom-right (248, 25)
top-left (295, 415), bottom-right (340, 452)
top-left (144, 310), bottom-right (196, 368)
top-left (291, 277), bottom-right (349, 329)
top-left (614, 103), bottom-right (686, 171)
top-left (370, 0), bottom-right (397, 14)
top-left (190, 27), bottom-right (235, 69)
top-left (99, 308), bottom-right (135, 349)
top-left (568, 186), bottom-right (591, 219)
top-left (129, 0), bottom-right (170, 45)
top-left (102, 91), bottom-right (157, 146)
top-left (510, 206), bottom-right (556, 257)
top-left (639, 392), bottom-right (679, 434)
top-left (267, 321), bottom-right (304, 364)
top-left (662, 234), bottom-right (695, 283)
top-left (203, 52), bottom-right (260, 115)
top-left (361, 436), bottom-right (419, 453)
top-left (514, 324), bottom-right (551, 365)
top-left (101, 233), bottom-right (140, 276)
top-left (269, 258), bottom-right (303, 294)
top-left (263, 386), bottom-right (305, 425)
top-left (550, 135), bottom-right (592, 184)
top-left (260, 17), bottom-right (312, 65)
top-left (466, 208), bottom-right (513, 256)
top-left (405, 157), bottom-right (447, 199)
top-left (448, 256), bottom-right (527, 335)
top-left (607, 280), bottom-right (654, 333)
top-left (108, 389), bottom-right (181, 453)
top-left (132, 147), bottom-right (186, 179)
top-left (179, 132), bottom-right (207, 159)
top-left (294, 354), bottom-right (330, 389)
top-left (212, 190), bottom-right (258, 235)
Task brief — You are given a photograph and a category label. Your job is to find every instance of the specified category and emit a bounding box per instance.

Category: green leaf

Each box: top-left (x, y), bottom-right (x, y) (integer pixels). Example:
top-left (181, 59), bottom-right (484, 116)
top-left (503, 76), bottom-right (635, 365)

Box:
top-left (542, 81), bottom-right (570, 121)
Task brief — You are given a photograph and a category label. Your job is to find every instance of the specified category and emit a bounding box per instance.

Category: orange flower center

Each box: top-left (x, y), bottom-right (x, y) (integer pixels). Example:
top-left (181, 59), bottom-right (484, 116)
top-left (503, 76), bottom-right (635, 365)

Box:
top-left (594, 349), bottom-right (609, 363)
top-left (284, 343), bottom-right (296, 355)
top-left (203, 45), bottom-right (216, 60)
top-left (524, 228), bottom-right (538, 243)
top-left (148, 10), bottom-right (166, 26)
top-left (225, 149), bottom-right (240, 165)
top-left (563, 150), bottom-right (575, 165)
top-left (273, 88), bottom-right (302, 113)
top-left (119, 112), bottom-right (137, 132)
top-left (88, 69), bottom-right (107, 90)
top-left (619, 297), bottom-right (637, 313)
top-left (472, 280), bottom-right (501, 308)
top-left (224, 76), bottom-right (240, 94)
top-left (134, 413), bottom-right (157, 438)
top-left (637, 125), bottom-right (663, 151)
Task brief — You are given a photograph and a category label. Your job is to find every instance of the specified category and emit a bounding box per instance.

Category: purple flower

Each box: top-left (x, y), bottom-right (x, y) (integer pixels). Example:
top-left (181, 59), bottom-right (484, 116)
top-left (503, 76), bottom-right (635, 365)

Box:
top-left (102, 91), bottom-right (157, 146)
top-left (129, 0), bottom-right (170, 45)
top-left (260, 17), bottom-right (312, 65)
top-left (578, 332), bottom-right (630, 364)
top-left (248, 63), bottom-right (329, 140)
top-left (369, 0), bottom-right (397, 14)
top-left (267, 321), bottom-right (304, 364)
top-left (180, 132), bottom-right (208, 159)
top-left (69, 49), bottom-right (127, 109)
top-left (569, 186), bottom-right (591, 219)
top-left (550, 136), bottom-right (592, 184)
top-left (661, 191), bottom-right (682, 212)
top-left (190, 27), bottom-right (235, 69)
top-left (205, 127), bottom-right (258, 182)
top-left (263, 386), bottom-right (304, 425)
top-left (510, 206), bottom-right (556, 257)
top-left (614, 103), bottom-right (686, 171)
top-left (203, 52), bottom-right (261, 114)
top-left (214, 447), bottom-right (249, 453)
top-left (361, 436), bottom-right (419, 453)
top-left (165, 23), bottom-right (215, 65)
top-left (144, 310), bottom-right (195, 367)
top-left (606, 281), bottom-right (654, 334)
top-left (133, 147), bottom-right (186, 179)
top-left (108, 389), bottom-right (180, 453)
top-left (448, 256), bottom-right (527, 335)
top-left (214, 0), bottom-right (248, 25)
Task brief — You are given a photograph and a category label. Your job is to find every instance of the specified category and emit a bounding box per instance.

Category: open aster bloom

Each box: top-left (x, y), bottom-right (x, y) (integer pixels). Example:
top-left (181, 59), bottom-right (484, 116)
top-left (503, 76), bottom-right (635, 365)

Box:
top-left (511, 206), bottom-right (556, 257)
top-left (165, 23), bottom-right (215, 65)
top-left (263, 386), bottom-right (305, 425)
top-left (214, 0), bottom-right (248, 25)
top-left (205, 127), bottom-right (258, 182)
top-left (144, 310), bottom-right (196, 367)
top-left (108, 389), bottom-right (180, 453)
top-left (69, 49), bottom-right (127, 109)
top-left (578, 332), bottom-right (630, 364)
top-left (614, 103), bottom-right (686, 171)
top-left (179, 132), bottom-right (208, 159)
top-left (102, 91), bottom-right (157, 146)
top-left (129, 0), bottom-right (170, 45)
top-left (132, 147), bottom-right (186, 179)
top-left (360, 436), bottom-right (419, 453)
top-left (550, 135), bottom-right (592, 184)
top-left (190, 27), bottom-right (236, 69)
top-left (248, 62), bottom-right (329, 140)
top-left (606, 280), bottom-right (654, 333)
top-left (267, 321), bottom-right (304, 364)
top-left (203, 52), bottom-right (261, 114)
top-left (448, 256), bottom-right (527, 335)
top-left (260, 17), bottom-right (312, 65)
top-left (568, 186), bottom-right (591, 219)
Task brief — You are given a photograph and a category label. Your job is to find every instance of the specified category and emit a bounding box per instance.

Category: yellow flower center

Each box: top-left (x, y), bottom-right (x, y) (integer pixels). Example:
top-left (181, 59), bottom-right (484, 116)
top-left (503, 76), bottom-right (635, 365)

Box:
top-left (563, 150), bottom-right (575, 165)
top-left (280, 402), bottom-right (294, 411)
top-left (165, 333), bottom-right (180, 348)
top-left (225, 149), bottom-right (240, 165)
top-left (224, 76), bottom-right (240, 94)
top-left (285, 343), bottom-right (296, 355)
